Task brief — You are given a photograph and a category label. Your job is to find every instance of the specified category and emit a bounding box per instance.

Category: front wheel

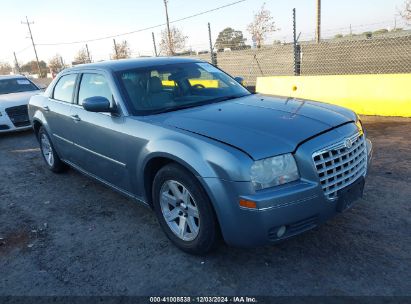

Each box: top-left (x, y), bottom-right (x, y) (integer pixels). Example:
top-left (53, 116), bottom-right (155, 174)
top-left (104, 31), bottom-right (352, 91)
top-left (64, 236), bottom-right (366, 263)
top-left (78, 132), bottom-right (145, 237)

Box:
top-left (38, 127), bottom-right (68, 173)
top-left (152, 163), bottom-right (219, 255)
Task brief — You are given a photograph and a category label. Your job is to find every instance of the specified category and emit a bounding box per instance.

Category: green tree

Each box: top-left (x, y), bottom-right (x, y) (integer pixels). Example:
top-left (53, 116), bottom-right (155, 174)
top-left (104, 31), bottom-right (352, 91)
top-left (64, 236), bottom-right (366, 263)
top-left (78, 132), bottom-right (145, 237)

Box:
top-left (21, 60), bottom-right (47, 77)
top-left (215, 28), bottom-right (247, 51)
top-left (373, 29), bottom-right (389, 35)
top-left (362, 31), bottom-right (373, 39)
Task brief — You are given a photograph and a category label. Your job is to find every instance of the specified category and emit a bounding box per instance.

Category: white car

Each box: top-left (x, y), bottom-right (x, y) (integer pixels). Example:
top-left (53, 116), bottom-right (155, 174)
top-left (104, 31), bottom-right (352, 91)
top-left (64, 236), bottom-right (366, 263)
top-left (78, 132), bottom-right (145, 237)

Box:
top-left (0, 75), bottom-right (43, 133)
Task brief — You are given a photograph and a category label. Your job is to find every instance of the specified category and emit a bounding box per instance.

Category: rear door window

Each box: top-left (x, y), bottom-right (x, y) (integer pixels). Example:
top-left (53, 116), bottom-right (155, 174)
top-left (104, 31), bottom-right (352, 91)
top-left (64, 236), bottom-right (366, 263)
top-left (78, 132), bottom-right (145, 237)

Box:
top-left (53, 74), bottom-right (77, 103)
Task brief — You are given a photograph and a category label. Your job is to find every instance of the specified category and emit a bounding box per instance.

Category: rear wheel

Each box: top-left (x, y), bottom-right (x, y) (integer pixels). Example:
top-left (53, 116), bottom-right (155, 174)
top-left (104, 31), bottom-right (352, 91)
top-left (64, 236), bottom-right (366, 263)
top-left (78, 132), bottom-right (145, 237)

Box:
top-left (38, 127), bottom-right (68, 173)
top-left (152, 163), bottom-right (219, 255)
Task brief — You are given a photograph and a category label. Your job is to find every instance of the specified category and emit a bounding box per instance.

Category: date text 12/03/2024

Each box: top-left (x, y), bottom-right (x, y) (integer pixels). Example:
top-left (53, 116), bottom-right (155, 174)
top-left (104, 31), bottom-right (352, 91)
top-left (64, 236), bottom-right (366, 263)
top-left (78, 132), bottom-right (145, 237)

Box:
top-left (149, 296), bottom-right (258, 303)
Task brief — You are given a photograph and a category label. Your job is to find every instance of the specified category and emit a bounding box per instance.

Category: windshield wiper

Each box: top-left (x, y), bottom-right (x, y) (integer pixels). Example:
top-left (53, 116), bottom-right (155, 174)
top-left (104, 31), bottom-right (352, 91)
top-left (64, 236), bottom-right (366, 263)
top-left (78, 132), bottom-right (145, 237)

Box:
top-left (150, 103), bottom-right (201, 114)
top-left (149, 94), bottom-right (250, 115)
top-left (203, 94), bottom-right (249, 105)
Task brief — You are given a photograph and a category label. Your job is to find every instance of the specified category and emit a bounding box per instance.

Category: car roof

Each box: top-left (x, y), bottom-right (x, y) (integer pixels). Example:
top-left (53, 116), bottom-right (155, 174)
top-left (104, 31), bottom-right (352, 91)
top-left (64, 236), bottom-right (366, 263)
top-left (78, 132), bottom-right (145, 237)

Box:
top-left (0, 74), bottom-right (28, 80)
top-left (66, 57), bottom-right (204, 73)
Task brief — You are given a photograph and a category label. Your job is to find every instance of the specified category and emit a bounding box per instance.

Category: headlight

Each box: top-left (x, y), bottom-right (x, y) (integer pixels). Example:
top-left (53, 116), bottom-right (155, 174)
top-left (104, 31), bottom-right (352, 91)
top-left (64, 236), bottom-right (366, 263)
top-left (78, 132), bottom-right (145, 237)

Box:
top-left (250, 153), bottom-right (300, 190)
top-left (355, 115), bottom-right (364, 135)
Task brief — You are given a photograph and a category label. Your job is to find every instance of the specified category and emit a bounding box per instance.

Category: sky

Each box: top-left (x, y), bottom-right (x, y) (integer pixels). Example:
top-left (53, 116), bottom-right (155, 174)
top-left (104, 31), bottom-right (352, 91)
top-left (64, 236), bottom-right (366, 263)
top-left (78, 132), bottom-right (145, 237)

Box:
top-left (0, 0), bottom-right (408, 66)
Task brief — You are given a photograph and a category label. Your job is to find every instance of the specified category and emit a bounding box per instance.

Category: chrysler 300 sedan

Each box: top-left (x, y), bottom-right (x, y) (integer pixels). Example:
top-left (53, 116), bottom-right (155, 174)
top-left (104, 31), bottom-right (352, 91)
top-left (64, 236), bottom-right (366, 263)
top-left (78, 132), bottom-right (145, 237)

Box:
top-left (29, 57), bottom-right (372, 254)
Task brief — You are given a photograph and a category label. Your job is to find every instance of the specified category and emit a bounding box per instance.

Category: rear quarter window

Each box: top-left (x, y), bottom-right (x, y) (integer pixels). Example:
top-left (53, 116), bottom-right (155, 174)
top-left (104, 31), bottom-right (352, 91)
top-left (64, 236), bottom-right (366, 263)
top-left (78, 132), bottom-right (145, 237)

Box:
top-left (53, 74), bottom-right (77, 103)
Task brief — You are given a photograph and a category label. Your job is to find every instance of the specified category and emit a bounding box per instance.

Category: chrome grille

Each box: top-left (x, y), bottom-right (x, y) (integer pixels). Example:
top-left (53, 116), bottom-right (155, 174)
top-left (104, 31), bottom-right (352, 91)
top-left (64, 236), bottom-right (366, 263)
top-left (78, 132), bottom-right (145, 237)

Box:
top-left (313, 133), bottom-right (367, 200)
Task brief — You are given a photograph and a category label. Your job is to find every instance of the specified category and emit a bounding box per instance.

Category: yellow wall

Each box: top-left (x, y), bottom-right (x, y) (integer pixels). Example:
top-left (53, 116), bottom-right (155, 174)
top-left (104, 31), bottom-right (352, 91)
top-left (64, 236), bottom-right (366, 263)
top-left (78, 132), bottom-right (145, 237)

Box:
top-left (162, 80), bottom-right (219, 88)
top-left (256, 74), bottom-right (411, 117)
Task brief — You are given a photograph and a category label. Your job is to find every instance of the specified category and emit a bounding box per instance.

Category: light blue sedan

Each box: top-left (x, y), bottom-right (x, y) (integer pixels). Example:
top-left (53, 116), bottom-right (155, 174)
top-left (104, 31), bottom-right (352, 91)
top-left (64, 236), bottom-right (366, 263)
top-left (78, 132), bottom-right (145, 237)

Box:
top-left (28, 57), bottom-right (372, 254)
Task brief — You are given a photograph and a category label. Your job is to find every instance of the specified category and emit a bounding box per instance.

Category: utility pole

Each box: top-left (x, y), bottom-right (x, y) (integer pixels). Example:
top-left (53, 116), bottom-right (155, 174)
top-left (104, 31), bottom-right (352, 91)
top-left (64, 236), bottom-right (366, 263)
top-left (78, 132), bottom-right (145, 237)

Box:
top-left (208, 23), bottom-right (216, 66)
top-left (315, 0), bottom-right (321, 43)
top-left (350, 24), bottom-right (352, 37)
top-left (293, 8), bottom-right (301, 76)
top-left (293, 8), bottom-right (297, 75)
top-left (60, 56), bottom-right (65, 69)
top-left (113, 39), bottom-right (118, 59)
top-left (163, 0), bottom-right (173, 55)
top-left (13, 52), bottom-right (21, 74)
top-left (85, 44), bottom-right (91, 62)
top-left (21, 16), bottom-right (41, 77)
top-left (152, 32), bottom-right (158, 57)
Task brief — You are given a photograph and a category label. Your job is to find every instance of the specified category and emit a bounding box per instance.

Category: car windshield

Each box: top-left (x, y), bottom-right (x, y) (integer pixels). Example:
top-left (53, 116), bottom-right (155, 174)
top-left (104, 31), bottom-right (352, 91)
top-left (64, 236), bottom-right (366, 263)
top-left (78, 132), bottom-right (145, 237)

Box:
top-left (0, 78), bottom-right (39, 95)
top-left (117, 62), bottom-right (251, 115)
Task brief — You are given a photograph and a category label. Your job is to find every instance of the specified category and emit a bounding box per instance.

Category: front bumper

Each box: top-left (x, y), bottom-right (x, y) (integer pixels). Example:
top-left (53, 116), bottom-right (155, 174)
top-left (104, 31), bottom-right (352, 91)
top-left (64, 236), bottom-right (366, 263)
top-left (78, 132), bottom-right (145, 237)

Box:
top-left (202, 124), bottom-right (373, 248)
top-left (0, 109), bottom-right (31, 133)
top-left (203, 178), bottom-right (336, 247)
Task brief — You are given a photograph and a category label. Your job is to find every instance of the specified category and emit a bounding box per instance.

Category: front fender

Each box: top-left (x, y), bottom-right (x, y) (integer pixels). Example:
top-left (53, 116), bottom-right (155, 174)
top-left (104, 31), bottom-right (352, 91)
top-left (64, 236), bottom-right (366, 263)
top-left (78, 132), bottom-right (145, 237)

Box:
top-left (141, 139), bottom-right (213, 179)
top-left (139, 132), bottom-right (253, 180)
top-left (134, 130), bottom-right (253, 202)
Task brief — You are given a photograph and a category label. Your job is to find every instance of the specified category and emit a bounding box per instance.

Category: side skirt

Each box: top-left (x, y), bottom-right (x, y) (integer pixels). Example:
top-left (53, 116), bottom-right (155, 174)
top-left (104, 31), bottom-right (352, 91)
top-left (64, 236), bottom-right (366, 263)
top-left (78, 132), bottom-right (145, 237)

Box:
top-left (63, 159), bottom-right (150, 209)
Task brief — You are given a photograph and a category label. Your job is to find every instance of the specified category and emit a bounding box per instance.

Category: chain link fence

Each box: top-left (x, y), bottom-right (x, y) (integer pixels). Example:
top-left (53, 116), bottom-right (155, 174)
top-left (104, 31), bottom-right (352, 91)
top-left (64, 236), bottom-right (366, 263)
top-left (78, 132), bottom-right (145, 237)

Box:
top-left (183, 31), bottom-right (411, 89)
top-left (7, 25), bottom-right (411, 91)
top-left (186, 45), bottom-right (295, 87)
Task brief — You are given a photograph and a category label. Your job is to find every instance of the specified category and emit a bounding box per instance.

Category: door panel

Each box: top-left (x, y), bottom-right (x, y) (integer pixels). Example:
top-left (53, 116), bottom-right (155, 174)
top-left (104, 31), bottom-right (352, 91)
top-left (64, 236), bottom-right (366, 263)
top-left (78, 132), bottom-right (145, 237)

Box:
top-left (69, 72), bottom-right (131, 191)
top-left (69, 108), bottom-right (131, 191)
top-left (43, 73), bottom-right (78, 160)
top-left (44, 99), bottom-right (73, 160)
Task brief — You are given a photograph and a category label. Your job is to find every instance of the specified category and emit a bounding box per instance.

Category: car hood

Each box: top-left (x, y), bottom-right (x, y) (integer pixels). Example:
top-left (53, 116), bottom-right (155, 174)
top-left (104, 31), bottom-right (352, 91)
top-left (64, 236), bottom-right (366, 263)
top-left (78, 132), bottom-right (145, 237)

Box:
top-left (0, 91), bottom-right (42, 109)
top-left (149, 94), bottom-right (356, 160)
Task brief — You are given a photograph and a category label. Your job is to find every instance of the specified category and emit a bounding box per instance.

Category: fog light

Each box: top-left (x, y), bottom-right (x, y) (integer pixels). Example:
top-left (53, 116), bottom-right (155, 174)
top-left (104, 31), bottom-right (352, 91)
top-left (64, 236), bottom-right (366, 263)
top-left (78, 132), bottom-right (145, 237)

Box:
top-left (277, 225), bottom-right (287, 238)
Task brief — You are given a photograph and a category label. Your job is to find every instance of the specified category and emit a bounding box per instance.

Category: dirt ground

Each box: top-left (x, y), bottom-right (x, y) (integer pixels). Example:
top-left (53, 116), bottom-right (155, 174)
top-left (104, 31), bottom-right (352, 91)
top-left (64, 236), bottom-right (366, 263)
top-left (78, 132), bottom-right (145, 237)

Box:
top-left (0, 116), bottom-right (410, 296)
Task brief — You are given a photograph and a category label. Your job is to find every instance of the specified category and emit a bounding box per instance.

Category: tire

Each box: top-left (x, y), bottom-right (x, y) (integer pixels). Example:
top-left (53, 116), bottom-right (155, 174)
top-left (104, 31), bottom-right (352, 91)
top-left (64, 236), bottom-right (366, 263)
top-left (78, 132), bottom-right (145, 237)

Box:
top-left (152, 163), bottom-right (219, 255)
top-left (37, 126), bottom-right (68, 173)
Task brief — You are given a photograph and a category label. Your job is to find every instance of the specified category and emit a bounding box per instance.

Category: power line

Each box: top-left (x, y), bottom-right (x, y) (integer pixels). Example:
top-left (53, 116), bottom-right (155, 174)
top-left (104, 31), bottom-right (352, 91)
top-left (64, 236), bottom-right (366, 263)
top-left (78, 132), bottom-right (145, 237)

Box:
top-left (15, 45), bottom-right (32, 54)
top-left (36, 0), bottom-right (247, 46)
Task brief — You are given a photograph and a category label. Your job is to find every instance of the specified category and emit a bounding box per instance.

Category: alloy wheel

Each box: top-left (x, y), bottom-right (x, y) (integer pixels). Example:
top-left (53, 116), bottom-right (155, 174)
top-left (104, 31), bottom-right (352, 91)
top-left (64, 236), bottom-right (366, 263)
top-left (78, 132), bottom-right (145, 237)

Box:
top-left (159, 180), bottom-right (200, 241)
top-left (40, 133), bottom-right (54, 167)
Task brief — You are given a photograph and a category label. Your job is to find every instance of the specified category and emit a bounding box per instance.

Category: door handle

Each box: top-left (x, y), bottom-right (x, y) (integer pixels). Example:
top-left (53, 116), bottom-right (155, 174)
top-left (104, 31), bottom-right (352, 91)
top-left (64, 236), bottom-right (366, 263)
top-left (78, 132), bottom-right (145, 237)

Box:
top-left (42, 105), bottom-right (50, 112)
top-left (71, 114), bottom-right (81, 122)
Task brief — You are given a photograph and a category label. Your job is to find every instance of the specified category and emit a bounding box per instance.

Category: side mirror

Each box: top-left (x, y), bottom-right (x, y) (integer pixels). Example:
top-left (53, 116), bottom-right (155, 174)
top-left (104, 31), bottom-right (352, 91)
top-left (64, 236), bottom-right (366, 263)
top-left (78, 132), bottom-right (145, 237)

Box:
top-left (234, 77), bottom-right (245, 85)
top-left (82, 96), bottom-right (113, 113)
